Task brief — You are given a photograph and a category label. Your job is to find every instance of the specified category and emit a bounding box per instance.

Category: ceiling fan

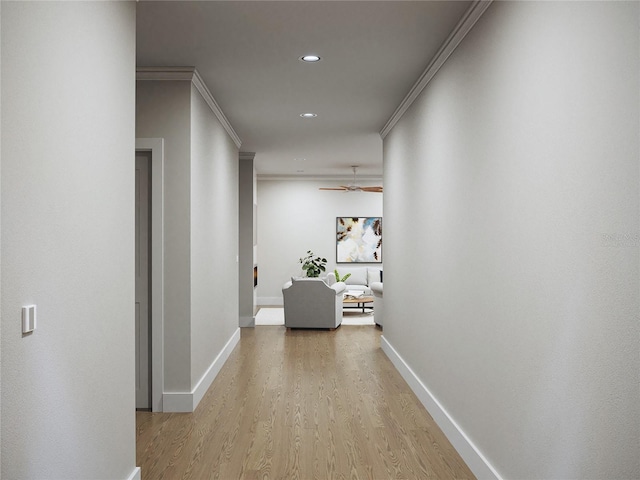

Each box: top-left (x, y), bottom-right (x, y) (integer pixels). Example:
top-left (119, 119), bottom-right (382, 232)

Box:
top-left (319, 166), bottom-right (383, 193)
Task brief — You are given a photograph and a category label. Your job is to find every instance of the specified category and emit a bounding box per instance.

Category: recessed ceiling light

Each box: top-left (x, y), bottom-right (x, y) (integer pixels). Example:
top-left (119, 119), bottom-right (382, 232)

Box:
top-left (300, 113), bottom-right (317, 118)
top-left (300, 55), bottom-right (321, 63)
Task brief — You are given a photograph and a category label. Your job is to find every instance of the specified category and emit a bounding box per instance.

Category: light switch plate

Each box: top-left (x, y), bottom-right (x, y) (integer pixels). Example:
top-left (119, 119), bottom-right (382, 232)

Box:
top-left (22, 305), bottom-right (36, 334)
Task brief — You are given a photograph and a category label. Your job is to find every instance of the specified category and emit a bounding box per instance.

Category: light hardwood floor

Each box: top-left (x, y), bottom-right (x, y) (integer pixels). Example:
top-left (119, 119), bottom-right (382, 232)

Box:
top-left (136, 326), bottom-right (475, 480)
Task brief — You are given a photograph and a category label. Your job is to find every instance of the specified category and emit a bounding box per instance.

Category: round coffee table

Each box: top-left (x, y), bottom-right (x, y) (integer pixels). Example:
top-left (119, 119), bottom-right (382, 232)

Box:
top-left (343, 295), bottom-right (374, 313)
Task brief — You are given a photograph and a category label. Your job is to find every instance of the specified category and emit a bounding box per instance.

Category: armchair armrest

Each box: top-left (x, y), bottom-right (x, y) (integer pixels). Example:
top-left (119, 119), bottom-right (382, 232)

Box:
top-left (330, 281), bottom-right (346, 295)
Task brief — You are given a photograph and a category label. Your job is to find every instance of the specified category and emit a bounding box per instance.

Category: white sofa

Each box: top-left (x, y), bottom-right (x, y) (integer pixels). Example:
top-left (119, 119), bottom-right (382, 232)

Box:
top-left (326, 266), bottom-right (382, 295)
top-left (282, 277), bottom-right (346, 329)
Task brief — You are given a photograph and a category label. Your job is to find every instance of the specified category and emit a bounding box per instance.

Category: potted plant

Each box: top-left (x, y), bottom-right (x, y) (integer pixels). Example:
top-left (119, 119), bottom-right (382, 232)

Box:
top-left (334, 269), bottom-right (351, 283)
top-left (299, 250), bottom-right (327, 278)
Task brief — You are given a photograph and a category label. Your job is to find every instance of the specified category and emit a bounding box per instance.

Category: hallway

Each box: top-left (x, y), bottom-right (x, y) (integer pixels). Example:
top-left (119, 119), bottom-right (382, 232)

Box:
top-left (136, 326), bottom-right (475, 479)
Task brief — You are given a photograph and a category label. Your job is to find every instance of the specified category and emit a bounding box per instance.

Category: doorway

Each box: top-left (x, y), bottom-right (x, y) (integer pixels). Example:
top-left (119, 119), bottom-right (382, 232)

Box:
top-left (135, 152), bottom-right (152, 409)
top-left (135, 138), bottom-right (164, 412)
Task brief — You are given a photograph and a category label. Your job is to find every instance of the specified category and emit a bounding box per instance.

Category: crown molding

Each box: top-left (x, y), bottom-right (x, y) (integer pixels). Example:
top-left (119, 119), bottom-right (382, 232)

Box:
top-left (137, 66), bottom-right (242, 149)
top-left (136, 66), bottom-right (197, 81)
top-left (191, 70), bottom-right (242, 148)
top-left (379, 0), bottom-right (493, 139)
top-left (239, 152), bottom-right (256, 161)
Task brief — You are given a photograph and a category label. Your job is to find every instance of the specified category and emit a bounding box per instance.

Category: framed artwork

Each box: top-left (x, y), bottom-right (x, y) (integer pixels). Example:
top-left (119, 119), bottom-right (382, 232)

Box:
top-left (336, 217), bottom-right (382, 263)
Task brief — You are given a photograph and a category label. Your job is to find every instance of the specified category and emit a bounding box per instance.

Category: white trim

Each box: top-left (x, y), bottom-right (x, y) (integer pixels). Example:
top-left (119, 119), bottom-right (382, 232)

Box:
top-left (380, 335), bottom-right (503, 480)
top-left (191, 70), bottom-right (242, 148)
top-left (161, 391), bottom-right (193, 413)
top-left (135, 138), bottom-right (165, 413)
top-left (258, 296), bottom-right (283, 307)
top-left (125, 467), bottom-right (141, 480)
top-left (136, 66), bottom-right (195, 81)
top-left (192, 328), bottom-right (240, 408)
top-left (239, 315), bottom-right (255, 327)
top-left (380, 0), bottom-right (493, 138)
top-left (163, 328), bottom-right (241, 412)
top-left (136, 66), bottom-right (242, 149)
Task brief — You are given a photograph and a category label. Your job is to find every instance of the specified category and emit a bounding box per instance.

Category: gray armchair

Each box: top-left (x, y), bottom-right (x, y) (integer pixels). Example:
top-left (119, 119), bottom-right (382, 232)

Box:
top-left (282, 278), bottom-right (346, 329)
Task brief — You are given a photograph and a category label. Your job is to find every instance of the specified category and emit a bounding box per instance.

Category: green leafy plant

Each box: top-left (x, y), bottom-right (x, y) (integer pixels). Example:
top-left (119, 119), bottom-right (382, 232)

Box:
top-left (299, 250), bottom-right (327, 278)
top-left (334, 269), bottom-right (351, 283)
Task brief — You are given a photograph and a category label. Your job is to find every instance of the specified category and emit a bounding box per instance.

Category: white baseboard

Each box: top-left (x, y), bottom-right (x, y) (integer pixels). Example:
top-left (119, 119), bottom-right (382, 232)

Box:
top-left (258, 296), bottom-right (282, 306)
top-left (126, 467), bottom-right (141, 480)
top-left (162, 390), bottom-right (191, 412)
top-left (380, 335), bottom-right (502, 480)
top-left (239, 315), bottom-right (255, 327)
top-left (192, 328), bottom-right (240, 408)
top-left (163, 328), bottom-right (241, 412)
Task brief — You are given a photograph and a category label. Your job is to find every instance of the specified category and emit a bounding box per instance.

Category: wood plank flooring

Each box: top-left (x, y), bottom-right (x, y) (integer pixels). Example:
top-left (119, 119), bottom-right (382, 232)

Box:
top-left (136, 326), bottom-right (475, 480)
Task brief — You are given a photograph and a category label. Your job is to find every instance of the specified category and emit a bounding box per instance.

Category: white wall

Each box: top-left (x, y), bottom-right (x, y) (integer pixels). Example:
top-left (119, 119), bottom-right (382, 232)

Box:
top-left (257, 179), bottom-right (382, 304)
top-left (189, 83), bottom-right (239, 388)
top-left (0, 1), bottom-right (3, 477)
top-left (1, 2), bottom-right (137, 479)
top-left (136, 81), bottom-right (192, 393)
top-left (383, 2), bottom-right (639, 479)
top-left (136, 75), bottom-right (240, 411)
top-left (239, 156), bottom-right (257, 327)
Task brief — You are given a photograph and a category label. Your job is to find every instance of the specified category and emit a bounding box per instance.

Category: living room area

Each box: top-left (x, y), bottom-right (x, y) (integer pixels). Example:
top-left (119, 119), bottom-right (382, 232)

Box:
top-left (243, 175), bottom-right (384, 327)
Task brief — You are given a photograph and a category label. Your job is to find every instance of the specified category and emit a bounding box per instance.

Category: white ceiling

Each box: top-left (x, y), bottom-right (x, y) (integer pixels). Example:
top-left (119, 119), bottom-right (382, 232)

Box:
top-left (136, 1), bottom-right (473, 178)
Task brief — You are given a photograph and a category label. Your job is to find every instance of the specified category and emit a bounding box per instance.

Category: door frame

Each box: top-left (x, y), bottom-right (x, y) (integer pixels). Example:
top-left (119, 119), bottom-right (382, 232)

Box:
top-left (135, 138), bottom-right (165, 412)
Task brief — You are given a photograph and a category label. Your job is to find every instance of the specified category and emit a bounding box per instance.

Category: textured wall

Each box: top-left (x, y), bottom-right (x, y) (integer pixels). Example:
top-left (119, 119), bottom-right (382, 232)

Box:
top-left (136, 79), bottom-right (240, 404)
top-left (1, 2), bottom-right (137, 478)
top-left (239, 158), bottom-right (256, 326)
top-left (0, 2), bottom-right (3, 475)
top-left (383, 2), bottom-right (639, 479)
top-left (136, 81), bottom-right (192, 393)
top-left (189, 83), bottom-right (239, 388)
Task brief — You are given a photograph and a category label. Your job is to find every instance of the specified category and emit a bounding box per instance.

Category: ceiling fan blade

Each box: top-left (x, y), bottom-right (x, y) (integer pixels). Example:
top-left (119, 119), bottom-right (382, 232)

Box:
top-left (320, 166), bottom-right (383, 192)
top-left (360, 186), bottom-right (383, 192)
